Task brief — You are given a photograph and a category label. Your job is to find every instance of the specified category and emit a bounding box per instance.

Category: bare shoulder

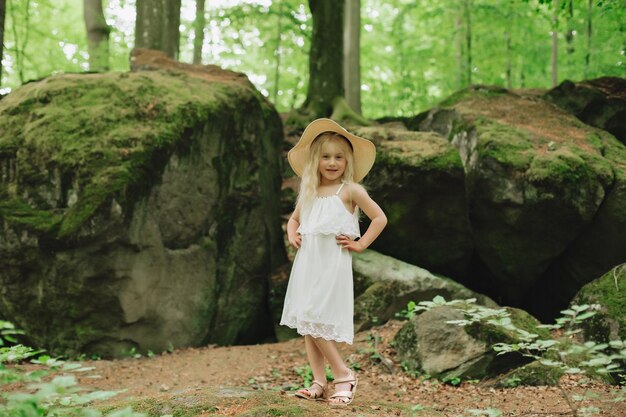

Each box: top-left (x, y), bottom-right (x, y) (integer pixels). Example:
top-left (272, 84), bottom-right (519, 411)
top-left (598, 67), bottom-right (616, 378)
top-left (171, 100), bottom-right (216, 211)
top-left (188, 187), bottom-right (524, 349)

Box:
top-left (346, 182), bottom-right (369, 199)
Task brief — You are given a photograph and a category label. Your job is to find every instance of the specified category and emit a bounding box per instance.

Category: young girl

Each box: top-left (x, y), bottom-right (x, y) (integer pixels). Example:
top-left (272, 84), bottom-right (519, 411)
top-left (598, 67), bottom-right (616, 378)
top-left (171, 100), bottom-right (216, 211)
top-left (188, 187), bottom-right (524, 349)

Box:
top-left (280, 118), bottom-right (387, 406)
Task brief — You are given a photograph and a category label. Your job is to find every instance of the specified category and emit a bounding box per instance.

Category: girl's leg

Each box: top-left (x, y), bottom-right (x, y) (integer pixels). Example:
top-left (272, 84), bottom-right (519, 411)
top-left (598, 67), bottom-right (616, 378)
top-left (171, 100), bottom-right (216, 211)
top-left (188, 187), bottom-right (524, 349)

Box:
top-left (296, 335), bottom-right (327, 398)
top-left (304, 335), bottom-right (327, 383)
top-left (310, 337), bottom-right (355, 404)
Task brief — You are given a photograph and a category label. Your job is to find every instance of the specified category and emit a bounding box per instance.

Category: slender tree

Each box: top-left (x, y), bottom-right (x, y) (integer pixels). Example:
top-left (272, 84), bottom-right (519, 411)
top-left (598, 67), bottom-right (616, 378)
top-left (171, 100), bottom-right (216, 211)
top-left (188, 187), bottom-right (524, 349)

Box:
top-left (272, 1), bottom-right (283, 103)
top-left (301, 0), bottom-right (345, 117)
top-left (464, 0), bottom-right (472, 86)
top-left (584, 0), bottom-right (592, 77)
top-left (0, 0), bottom-right (5, 86)
top-left (83, 0), bottom-right (110, 72)
top-left (343, 0), bottom-right (361, 114)
top-left (455, 0), bottom-right (472, 87)
top-left (10, 0), bottom-right (30, 84)
top-left (135, 0), bottom-right (181, 59)
top-left (192, 0), bottom-right (205, 64)
top-left (551, 0), bottom-right (559, 87)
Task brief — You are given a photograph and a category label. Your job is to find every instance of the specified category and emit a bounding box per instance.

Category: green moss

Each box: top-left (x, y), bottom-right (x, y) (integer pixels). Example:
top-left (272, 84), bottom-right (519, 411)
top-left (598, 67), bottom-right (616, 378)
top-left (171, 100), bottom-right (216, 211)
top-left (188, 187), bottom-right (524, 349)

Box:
top-left (574, 266), bottom-right (626, 341)
top-left (471, 118), bottom-right (535, 169)
top-left (0, 71), bottom-right (260, 240)
top-left (496, 361), bottom-right (564, 387)
top-left (0, 195), bottom-right (62, 234)
top-left (377, 136), bottom-right (463, 172)
top-left (439, 85), bottom-right (510, 108)
top-left (354, 280), bottom-right (412, 328)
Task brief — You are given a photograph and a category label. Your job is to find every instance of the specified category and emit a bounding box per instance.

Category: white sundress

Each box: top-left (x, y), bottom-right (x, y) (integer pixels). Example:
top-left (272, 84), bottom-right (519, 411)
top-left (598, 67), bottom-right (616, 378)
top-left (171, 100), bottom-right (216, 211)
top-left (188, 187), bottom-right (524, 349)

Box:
top-left (280, 182), bottom-right (360, 344)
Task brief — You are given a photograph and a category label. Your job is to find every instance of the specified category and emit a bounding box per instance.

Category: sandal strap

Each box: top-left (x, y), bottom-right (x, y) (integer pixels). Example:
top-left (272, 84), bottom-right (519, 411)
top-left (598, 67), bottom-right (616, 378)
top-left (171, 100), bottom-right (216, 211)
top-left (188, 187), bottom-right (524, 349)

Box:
top-left (311, 380), bottom-right (326, 389)
top-left (330, 390), bottom-right (354, 399)
top-left (333, 378), bottom-right (356, 385)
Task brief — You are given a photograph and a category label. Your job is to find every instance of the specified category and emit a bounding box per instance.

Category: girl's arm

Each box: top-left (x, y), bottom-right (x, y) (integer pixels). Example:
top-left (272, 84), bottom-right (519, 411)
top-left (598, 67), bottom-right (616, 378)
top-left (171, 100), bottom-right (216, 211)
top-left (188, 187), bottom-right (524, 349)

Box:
top-left (287, 204), bottom-right (302, 249)
top-left (337, 183), bottom-right (387, 253)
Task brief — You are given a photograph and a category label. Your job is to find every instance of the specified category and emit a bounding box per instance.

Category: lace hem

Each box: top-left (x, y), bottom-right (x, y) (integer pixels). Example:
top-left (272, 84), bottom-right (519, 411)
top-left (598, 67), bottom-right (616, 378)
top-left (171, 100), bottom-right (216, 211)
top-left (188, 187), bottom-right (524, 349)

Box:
top-left (280, 318), bottom-right (353, 344)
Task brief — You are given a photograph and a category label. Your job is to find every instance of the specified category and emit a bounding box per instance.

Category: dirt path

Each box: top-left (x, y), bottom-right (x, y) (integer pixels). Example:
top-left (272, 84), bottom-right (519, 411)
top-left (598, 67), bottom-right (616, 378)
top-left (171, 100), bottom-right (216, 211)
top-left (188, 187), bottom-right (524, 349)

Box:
top-left (5, 320), bottom-right (624, 416)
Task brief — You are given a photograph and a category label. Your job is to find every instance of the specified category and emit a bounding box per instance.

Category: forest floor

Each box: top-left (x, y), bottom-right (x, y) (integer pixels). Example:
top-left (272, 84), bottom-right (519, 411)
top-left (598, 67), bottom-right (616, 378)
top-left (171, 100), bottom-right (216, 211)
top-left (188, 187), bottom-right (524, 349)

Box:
top-left (5, 320), bottom-right (625, 417)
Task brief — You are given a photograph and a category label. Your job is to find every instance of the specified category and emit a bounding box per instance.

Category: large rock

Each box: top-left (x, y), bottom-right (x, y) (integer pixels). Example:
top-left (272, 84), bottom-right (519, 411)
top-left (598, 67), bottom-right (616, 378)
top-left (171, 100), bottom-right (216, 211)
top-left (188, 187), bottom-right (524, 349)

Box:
top-left (352, 249), bottom-right (497, 331)
top-left (570, 265), bottom-right (626, 343)
top-left (0, 49), bottom-right (287, 357)
top-left (393, 304), bottom-right (548, 380)
top-left (544, 77), bottom-right (626, 145)
top-left (354, 127), bottom-right (474, 280)
top-left (414, 85), bottom-right (624, 316)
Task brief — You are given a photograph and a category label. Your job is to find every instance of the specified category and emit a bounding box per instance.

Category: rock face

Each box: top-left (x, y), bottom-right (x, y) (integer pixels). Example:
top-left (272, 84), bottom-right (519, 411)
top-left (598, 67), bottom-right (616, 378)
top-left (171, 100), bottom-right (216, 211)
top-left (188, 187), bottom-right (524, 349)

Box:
top-left (544, 77), bottom-right (626, 145)
top-left (371, 83), bottom-right (626, 319)
top-left (355, 128), bottom-right (474, 280)
top-left (571, 265), bottom-right (626, 342)
top-left (0, 49), bottom-right (286, 357)
top-left (352, 250), bottom-right (497, 331)
top-left (393, 304), bottom-right (547, 380)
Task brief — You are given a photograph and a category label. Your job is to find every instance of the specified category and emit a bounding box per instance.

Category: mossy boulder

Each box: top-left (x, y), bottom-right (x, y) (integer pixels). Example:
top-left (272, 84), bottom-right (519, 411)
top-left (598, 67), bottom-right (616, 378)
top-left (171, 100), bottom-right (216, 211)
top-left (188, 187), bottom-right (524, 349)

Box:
top-left (413, 84), bottom-right (624, 318)
top-left (544, 77), bottom-right (626, 145)
top-left (355, 128), bottom-right (474, 279)
top-left (0, 49), bottom-right (287, 357)
top-left (493, 361), bottom-right (564, 387)
top-left (352, 249), bottom-right (497, 331)
top-left (571, 265), bottom-right (626, 342)
top-left (393, 304), bottom-right (547, 380)
top-left (268, 262), bottom-right (299, 342)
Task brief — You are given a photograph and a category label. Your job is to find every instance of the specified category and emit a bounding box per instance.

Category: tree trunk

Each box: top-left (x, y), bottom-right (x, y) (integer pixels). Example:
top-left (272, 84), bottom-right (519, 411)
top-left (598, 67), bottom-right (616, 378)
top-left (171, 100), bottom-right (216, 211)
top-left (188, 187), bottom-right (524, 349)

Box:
top-left (455, 11), bottom-right (464, 88)
top-left (585, 0), bottom-right (592, 77)
top-left (564, 0), bottom-right (574, 54)
top-left (343, 0), bottom-right (361, 115)
top-left (505, 28), bottom-right (511, 89)
top-left (272, 1), bottom-right (283, 104)
top-left (0, 0), bottom-right (5, 86)
top-left (10, 0), bottom-right (30, 84)
top-left (135, 0), bottom-right (181, 60)
top-left (301, 0), bottom-right (345, 118)
top-left (83, 0), bottom-right (110, 72)
top-left (465, 0), bottom-right (472, 86)
top-left (193, 0), bottom-right (205, 64)
top-left (551, 0), bottom-right (559, 87)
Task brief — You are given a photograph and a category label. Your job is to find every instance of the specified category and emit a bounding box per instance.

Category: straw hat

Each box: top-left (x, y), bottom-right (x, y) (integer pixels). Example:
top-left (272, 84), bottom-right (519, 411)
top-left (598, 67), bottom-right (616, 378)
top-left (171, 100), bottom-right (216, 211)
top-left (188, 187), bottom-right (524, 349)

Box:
top-left (287, 118), bottom-right (376, 182)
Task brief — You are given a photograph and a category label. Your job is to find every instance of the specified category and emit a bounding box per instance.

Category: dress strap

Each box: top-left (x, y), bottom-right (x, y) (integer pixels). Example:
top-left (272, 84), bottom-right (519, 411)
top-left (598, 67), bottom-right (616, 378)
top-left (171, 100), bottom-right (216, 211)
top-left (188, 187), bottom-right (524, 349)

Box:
top-left (335, 182), bottom-right (346, 195)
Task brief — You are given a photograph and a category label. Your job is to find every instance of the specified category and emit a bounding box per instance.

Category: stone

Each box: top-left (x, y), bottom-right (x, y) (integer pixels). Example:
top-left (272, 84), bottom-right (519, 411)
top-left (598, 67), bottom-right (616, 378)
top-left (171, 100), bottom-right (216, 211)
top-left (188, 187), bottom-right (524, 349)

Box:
top-left (544, 77), bottom-right (626, 145)
top-left (393, 304), bottom-right (548, 380)
top-left (414, 83), bottom-right (624, 318)
top-left (0, 50), bottom-right (287, 358)
top-left (358, 128), bottom-right (475, 280)
top-left (571, 265), bottom-right (626, 343)
top-left (352, 249), bottom-right (497, 331)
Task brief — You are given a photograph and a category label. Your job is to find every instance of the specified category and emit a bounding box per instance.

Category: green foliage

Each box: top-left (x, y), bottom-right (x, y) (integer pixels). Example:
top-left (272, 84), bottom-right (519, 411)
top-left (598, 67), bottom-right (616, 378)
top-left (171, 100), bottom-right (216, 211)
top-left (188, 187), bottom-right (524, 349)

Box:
top-left (2, 0), bottom-right (625, 119)
top-left (294, 364), bottom-right (334, 389)
top-left (0, 321), bottom-right (145, 417)
top-left (402, 297), bottom-right (626, 386)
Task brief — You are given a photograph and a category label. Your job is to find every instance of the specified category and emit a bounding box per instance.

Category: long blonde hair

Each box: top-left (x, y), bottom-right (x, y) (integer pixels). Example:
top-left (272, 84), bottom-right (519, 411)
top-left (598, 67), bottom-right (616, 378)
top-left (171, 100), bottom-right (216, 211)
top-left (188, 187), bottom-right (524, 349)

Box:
top-left (296, 132), bottom-right (355, 215)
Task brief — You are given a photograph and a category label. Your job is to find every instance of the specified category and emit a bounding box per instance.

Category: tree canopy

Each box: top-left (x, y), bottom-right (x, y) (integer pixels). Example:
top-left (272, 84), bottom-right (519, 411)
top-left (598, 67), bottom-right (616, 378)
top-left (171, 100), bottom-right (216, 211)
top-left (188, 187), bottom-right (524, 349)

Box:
top-left (1, 0), bottom-right (625, 119)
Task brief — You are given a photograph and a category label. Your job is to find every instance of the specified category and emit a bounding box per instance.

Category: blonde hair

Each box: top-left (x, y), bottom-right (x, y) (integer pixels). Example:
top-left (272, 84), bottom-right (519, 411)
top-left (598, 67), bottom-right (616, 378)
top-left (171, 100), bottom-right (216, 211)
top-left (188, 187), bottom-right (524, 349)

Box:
top-left (296, 132), bottom-right (355, 215)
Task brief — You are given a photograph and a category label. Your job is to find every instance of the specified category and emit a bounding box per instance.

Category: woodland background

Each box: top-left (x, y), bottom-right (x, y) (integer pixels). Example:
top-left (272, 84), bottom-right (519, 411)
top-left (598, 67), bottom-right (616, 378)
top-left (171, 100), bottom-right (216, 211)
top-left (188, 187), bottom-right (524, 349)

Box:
top-left (1, 0), bottom-right (625, 119)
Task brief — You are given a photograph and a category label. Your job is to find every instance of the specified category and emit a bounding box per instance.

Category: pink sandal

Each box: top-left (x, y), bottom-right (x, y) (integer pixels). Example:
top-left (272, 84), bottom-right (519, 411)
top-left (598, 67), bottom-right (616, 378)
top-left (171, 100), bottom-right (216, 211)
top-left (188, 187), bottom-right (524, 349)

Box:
top-left (329, 370), bottom-right (358, 406)
top-left (294, 380), bottom-right (327, 401)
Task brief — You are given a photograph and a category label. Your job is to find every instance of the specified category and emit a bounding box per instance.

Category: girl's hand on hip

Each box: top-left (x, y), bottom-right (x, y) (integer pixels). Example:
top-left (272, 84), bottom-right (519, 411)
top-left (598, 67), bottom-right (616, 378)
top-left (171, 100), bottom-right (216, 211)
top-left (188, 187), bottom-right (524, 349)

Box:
top-left (288, 233), bottom-right (301, 249)
top-left (336, 235), bottom-right (364, 252)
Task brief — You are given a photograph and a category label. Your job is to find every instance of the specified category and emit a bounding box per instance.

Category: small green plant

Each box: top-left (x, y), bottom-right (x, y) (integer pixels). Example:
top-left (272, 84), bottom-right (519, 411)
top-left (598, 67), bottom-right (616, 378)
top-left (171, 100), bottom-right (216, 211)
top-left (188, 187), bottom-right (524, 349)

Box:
top-left (442, 376), bottom-right (461, 386)
top-left (0, 320), bottom-right (146, 417)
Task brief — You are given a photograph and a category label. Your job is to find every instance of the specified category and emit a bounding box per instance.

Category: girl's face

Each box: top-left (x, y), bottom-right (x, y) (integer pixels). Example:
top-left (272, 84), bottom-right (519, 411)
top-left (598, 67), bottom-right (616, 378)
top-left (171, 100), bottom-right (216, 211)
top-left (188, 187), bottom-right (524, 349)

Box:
top-left (318, 140), bottom-right (346, 184)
